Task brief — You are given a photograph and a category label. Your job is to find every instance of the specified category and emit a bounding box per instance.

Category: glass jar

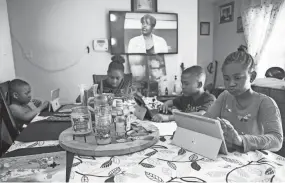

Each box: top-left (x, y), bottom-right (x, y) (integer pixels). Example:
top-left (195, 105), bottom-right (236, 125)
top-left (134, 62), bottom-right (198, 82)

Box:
top-left (71, 106), bottom-right (92, 135)
top-left (115, 114), bottom-right (126, 139)
top-left (94, 94), bottom-right (112, 145)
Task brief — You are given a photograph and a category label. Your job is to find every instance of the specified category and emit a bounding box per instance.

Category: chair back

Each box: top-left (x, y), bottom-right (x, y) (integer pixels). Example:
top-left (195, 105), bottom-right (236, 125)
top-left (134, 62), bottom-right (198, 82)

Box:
top-left (0, 81), bottom-right (11, 105)
top-left (92, 75), bottom-right (108, 85)
top-left (205, 60), bottom-right (218, 93)
top-left (265, 67), bottom-right (285, 80)
top-left (0, 89), bottom-right (19, 144)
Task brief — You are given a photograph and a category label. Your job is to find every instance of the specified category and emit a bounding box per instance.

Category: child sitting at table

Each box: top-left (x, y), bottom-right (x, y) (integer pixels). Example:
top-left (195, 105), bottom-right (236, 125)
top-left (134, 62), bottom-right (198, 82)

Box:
top-left (9, 79), bottom-right (49, 131)
top-left (204, 46), bottom-right (283, 152)
top-left (152, 65), bottom-right (216, 122)
top-left (76, 55), bottom-right (132, 103)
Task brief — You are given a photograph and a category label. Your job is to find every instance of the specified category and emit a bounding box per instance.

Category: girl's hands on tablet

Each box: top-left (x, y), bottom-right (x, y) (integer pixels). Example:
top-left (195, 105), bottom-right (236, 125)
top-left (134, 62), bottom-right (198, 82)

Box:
top-left (217, 117), bottom-right (243, 147)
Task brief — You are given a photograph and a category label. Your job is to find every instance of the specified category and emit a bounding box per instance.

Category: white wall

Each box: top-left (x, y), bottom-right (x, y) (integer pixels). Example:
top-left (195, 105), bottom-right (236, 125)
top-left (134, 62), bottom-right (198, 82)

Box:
top-left (7, 0), bottom-right (198, 102)
top-left (198, 0), bottom-right (214, 70)
top-left (198, 0), bottom-right (214, 86)
top-left (0, 0), bottom-right (15, 82)
top-left (213, 0), bottom-right (246, 86)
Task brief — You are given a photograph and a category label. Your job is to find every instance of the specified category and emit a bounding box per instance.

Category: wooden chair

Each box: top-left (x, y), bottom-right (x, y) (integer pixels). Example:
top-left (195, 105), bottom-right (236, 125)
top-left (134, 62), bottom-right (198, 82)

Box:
top-left (0, 81), bottom-right (11, 105)
top-left (0, 89), bottom-right (19, 155)
top-left (204, 60), bottom-right (218, 94)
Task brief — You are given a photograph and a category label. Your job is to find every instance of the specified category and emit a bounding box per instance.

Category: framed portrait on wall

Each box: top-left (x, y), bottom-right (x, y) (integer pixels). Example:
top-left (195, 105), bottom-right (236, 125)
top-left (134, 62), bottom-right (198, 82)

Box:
top-left (237, 16), bottom-right (244, 33)
top-left (219, 2), bottom-right (234, 24)
top-left (131, 0), bottom-right (157, 12)
top-left (200, 22), bottom-right (210, 36)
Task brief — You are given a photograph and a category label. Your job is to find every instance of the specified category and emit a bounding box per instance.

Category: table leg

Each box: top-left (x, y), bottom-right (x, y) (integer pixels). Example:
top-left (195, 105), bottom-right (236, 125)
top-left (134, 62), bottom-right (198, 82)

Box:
top-left (66, 151), bottom-right (74, 182)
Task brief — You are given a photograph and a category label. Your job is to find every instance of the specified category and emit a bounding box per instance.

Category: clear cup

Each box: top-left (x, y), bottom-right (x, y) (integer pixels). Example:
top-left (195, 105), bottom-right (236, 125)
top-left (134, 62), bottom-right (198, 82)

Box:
top-left (94, 104), bottom-right (112, 145)
top-left (78, 84), bottom-right (90, 106)
top-left (71, 106), bottom-right (92, 135)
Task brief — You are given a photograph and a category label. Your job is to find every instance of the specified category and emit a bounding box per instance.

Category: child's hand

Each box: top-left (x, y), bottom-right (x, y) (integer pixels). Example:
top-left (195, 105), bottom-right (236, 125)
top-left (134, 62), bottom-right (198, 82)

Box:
top-left (40, 101), bottom-right (50, 111)
top-left (161, 103), bottom-right (169, 114)
top-left (32, 99), bottom-right (42, 108)
top-left (217, 117), bottom-right (243, 146)
top-left (152, 114), bottom-right (169, 122)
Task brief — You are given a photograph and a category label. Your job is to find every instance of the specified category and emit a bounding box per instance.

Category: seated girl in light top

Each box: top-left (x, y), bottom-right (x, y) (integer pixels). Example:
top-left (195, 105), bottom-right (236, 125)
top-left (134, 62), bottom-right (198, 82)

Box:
top-left (204, 46), bottom-right (283, 152)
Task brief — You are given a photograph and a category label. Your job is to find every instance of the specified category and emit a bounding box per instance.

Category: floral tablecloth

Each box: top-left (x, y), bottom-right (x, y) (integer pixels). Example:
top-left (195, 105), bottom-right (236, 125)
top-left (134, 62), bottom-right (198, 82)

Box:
top-left (69, 135), bottom-right (285, 183)
top-left (2, 97), bottom-right (285, 182)
top-left (3, 135), bottom-right (285, 182)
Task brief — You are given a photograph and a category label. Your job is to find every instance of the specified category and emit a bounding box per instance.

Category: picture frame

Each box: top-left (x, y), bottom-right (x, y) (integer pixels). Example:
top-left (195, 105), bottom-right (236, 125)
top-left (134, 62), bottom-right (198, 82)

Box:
top-left (131, 0), bottom-right (157, 12)
top-left (237, 16), bottom-right (244, 33)
top-left (219, 2), bottom-right (234, 24)
top-left (200, 22), bottom-right (210, 36)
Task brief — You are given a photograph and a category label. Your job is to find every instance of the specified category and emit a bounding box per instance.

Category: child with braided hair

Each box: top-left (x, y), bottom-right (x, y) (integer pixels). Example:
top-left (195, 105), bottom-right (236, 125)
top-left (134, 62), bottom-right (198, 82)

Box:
top-left (204, 46), bottom-right (283, 152)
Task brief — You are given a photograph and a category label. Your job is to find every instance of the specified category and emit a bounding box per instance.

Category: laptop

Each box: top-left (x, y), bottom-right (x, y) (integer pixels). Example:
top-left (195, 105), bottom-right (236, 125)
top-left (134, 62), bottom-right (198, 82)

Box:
top-left (50, 88), bottom-right (61, 112)
top-left (172, 111), bottom-right (228, 159)
top-left (50, 88), bottom-right (79, 113)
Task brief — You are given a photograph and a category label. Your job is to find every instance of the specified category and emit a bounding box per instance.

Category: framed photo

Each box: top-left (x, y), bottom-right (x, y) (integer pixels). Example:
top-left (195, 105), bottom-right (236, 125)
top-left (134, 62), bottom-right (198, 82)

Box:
top-left (237, 16), bottom-right (244, 33)
top-left (219, 2), bottom-right (234, 24)
top-left (131, 0), bottom-right (157, 12)
top-left (200, 22), bottom-right (210, 36)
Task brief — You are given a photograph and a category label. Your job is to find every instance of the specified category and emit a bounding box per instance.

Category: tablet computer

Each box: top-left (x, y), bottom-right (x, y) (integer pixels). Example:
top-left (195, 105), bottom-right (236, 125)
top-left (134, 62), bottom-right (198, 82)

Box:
top-left (133, 93), bottom-right (172, 115)
top-left (50, 88), bottom-right (61, 112)
top-left (173, 111), bottom-right (228, 155)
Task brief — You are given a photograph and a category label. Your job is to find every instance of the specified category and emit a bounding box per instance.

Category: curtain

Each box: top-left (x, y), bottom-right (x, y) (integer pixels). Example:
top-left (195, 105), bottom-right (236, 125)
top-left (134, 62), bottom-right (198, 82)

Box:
top-left (241, 0), bottom-right (284, 78)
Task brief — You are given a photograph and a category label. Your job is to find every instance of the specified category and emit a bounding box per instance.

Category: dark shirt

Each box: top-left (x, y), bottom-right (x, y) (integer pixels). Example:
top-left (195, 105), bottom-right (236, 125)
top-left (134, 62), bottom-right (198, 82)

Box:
top-left (172, 92), bottom-right (216, 112)
top-left (99, 78), bottom-right (129, 95)
top-left (146, 46), bottom-right (155, 54)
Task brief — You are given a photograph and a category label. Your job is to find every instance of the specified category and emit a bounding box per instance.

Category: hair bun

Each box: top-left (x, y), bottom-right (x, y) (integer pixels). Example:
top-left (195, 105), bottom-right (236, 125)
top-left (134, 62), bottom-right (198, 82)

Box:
top-left (111, 55), bottom-right (125, 64)
top-left (237, 45), bottom-right (248, 52)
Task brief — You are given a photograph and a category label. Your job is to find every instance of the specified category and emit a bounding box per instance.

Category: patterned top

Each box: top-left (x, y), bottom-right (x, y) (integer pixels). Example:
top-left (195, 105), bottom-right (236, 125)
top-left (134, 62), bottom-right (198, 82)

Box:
top-left (172, 92), bottom-right (216, 113)
top-left (76, 76), bottom-right (132, 102)
top-left (99, 78), bottom-right (132, 95)
top-left (205, 90), bottom-right (283, 152)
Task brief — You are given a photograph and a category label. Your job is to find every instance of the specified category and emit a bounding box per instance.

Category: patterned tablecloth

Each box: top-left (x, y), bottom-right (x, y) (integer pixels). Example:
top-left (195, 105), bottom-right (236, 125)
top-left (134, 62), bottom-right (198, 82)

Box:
top-left (3, 136), bottom-right (285, 183)
top-left (69, 135), bottom-right (285, 183)
top-left (1, 97), bottom-right (285, 182)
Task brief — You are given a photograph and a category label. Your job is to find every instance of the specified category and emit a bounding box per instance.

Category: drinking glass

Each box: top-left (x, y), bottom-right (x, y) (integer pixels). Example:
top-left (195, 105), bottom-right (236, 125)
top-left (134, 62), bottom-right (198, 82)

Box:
top-left (71, 106), bottom-right (92, 135)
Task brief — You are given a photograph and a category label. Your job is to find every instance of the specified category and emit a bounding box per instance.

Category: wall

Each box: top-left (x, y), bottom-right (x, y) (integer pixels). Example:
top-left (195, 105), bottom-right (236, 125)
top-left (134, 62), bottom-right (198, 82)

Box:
top-left (198, 0), bottom-right (214, 71)
top-left (0, 0), bottom-right (15, 82)
top-left (7, 0), bottom-right (198, 102)
top-left (213, 0), bottom-right (246, 87)
top-left (198, 0), bottom-right (215, 85)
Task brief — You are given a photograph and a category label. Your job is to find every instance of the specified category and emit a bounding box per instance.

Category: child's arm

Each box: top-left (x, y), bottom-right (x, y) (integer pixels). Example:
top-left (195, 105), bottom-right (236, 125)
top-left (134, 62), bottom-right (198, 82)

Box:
top-left (240, 97), bottom-right (283, 152)
top-left (204, 91), bottom-right (226, 118)
top-left (10, 102), bottom-right (49, 124)
top-left (10, 105), bottom-right (41, 124)
top-left (31, 99), bottom-right (42, 108)
top-left (197, 93), bottom-right (216, 115)
top-left (161, 100), bottom-right (174, 113)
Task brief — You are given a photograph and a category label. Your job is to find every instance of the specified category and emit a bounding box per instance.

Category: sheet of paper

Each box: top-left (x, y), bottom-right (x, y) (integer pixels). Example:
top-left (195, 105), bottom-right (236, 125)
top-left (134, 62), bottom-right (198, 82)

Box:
top-left (31, 115), bottom-right (49, 123)
top-left (149, 121), bottom-right (177, 136)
